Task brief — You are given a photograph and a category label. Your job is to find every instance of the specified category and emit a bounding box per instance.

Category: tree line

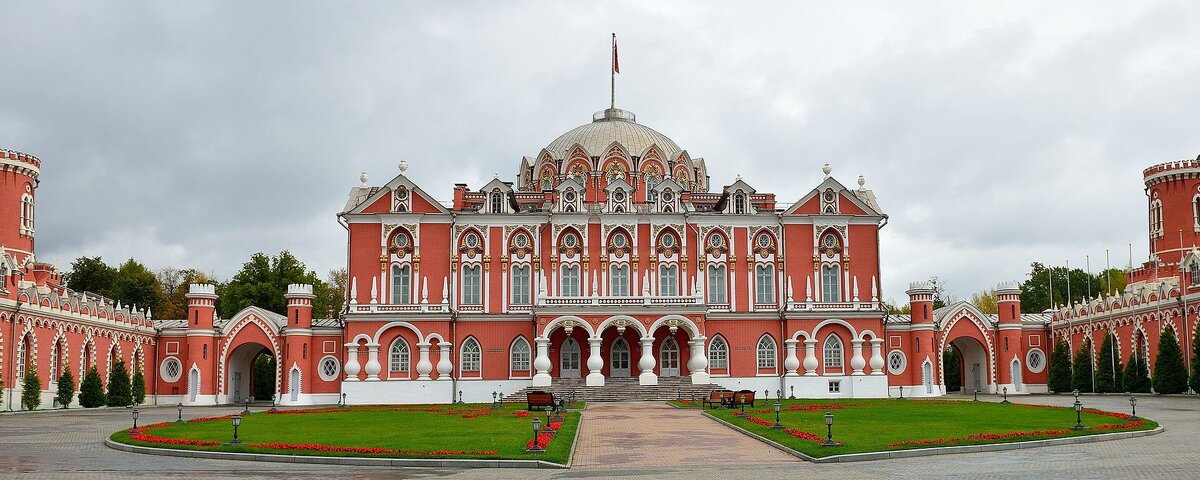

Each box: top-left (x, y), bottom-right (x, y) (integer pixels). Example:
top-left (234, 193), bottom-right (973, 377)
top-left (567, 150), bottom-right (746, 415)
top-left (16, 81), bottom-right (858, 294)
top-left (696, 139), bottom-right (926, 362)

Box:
top-left (1046, 327), bottom-right (1199, 395)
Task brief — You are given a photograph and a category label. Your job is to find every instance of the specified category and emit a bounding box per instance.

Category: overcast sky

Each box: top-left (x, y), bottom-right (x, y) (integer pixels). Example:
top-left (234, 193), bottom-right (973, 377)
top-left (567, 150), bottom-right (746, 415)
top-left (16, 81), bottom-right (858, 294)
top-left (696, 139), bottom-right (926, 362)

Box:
top-left (4, 1), bottom-right (1199, 305)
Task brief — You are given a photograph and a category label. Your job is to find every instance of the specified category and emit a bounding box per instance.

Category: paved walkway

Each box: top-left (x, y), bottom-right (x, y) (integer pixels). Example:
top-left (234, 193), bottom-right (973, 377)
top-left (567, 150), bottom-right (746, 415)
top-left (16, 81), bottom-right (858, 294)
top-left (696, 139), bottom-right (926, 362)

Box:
top-left (0, 395), bottom-right (1198, 478)
top-left (571, 402), bottom-right (798, 468)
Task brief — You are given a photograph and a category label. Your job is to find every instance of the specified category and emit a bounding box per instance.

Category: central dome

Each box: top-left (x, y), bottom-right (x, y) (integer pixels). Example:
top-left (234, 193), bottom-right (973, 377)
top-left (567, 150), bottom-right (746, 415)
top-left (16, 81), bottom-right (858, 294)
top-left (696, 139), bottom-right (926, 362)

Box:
top-left (542, 108), bottom-right (682, 159)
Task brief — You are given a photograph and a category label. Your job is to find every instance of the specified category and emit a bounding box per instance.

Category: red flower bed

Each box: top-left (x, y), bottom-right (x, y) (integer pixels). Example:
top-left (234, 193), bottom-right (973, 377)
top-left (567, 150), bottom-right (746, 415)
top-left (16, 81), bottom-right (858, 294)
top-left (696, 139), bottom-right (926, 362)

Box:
top-left (784, 428), bottom-right (830, 444)
top-left (526, 432), bottom-right (554, 450)
top-left (128, 430), bottom-right (221, 446)
top-left (886, 420), bottom-right (1145, 448)
top-left (513, 411), bottom-right (530, 418)
top-left (249, 441), bottom-right (497, 456)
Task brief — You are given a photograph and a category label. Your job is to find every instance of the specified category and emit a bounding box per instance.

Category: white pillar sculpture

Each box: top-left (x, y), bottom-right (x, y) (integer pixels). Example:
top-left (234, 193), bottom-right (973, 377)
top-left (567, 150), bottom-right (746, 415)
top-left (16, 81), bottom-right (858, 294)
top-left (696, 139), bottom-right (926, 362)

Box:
top-left (869, 338), bottom-right (885, 375)
top-left (783, 339), bottom-right (800, 377)
top-left (416, 342), bottom-right (433, 380)
top-left (638, 336), bottom-right (658, 385)
top-left (343, 343), bottom-right (362, 381)
top-left (803, 338), bottom-right (818, 376)
top-left (364, 343), bottom-right (381, 381)
top-left (850, 339), bottom-right (866, 375)
top-left (436, 342), bottom-right (453, 380)
top-left (532, 337), bottom-right (552, 387)
top-left (688, 338), bottom-right (710, 384)
top-left (586, 337), bottom-right (605, 386)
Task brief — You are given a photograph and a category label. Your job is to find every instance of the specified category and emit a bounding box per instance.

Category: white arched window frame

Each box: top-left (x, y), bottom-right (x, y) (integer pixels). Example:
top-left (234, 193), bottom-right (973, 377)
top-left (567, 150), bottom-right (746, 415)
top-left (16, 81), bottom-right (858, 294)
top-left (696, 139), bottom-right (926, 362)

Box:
top-left (1150, 199), bottom-right (1163, 237)
top-left (821, 264), bottom-right (841, 303)
top-left (707, 264), bottom-right (727, 305)
top-left (491, 189), bottom-right (503, 213)
top-left (49, 338), bottom-right (60, 381)
top-left (510, 337), bottom-right (531, 377)
top-left (20, 192), bottom-right (34, 236)
top-left (823, 334), bottom-right (844, 372)
top-left (1193, 194), bottom-right (1200, 232)
top-left (708, 336), bottom-right (729, 371)
top-left (461, 264), bottom-right (482, 305)
top-left (511, 265), bottom-right (531, 305)
top-left (756, 335), bottom-right (777, 372)
top-left (391, 264), bottom-right (412, 304)
top-left (658, 264), bottom-right (678, 296)
top-left (754, 264), bottom-right (775, 304)
top-left (610, 264), bottom-right (630, 296)
top-left (733, 192), bottom-right (747, 214)
top-left (388, 337), bottom-right (411, 377)
top-left (561, 264), bottom-right (580, 297)
top-left (460, 338), bottom-right (482, 375)
top-left (16, 333), bottom-right (30, 380)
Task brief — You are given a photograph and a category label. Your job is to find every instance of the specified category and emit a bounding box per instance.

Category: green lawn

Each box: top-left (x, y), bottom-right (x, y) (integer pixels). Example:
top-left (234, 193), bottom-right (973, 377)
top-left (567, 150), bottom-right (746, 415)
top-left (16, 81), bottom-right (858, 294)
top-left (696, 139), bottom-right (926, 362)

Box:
top-left (672, 399), bottom-right (1156, 458)
top-left (110, 403), bottom-right (580, 465)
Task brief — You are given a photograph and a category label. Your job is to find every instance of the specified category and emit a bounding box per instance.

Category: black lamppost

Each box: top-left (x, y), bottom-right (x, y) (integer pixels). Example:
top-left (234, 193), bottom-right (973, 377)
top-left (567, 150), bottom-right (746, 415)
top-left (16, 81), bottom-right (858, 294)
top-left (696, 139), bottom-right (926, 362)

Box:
top-left (491, 391), bottom-right (499, 410)
top-left (458, 390), bottom-right (464, 405)
top-left (243, 396), bottom-right (251, 414)
top-left (822, 411), bottom-right (837, 447)
top-left (973, 389), bottom-right (979, 402)
top-left (1129, 395), bottom-right (1139, 421)
top-left (898, 385), bottom-right (905, 400)
top-left (1072, 398), bottom-right (1087, 430)
top-left (771, 401), bottom-right (783, 429)
top-left (341, 392), bottom-right (348, 408)
top-left (763, 389), bottom-right (769, 405)
top-left (789, 385), bottom-right (794, 399)
top-left (738, 400), bottom-right (748, 418)
top-left (130, 409), bottom-right (141, 434)
top-left (1073, 388), bottom-right (1079, 401)
top-left (229, 414), bottom-right (244, 445)
top-left (776, 389), bottom-right (782, 400)
top-left (527, 417), bottom-right (543, 453)
top-left (176, 402), bottom-right (184, 424)
top-left (544, 406), bottom-right (555, 433)
top-left (1001, 387), bottom-right (1010, 404)
top-left (269, 395), bottom-right (277, 412)
top-left (690, 392), bottom-right (696, 406)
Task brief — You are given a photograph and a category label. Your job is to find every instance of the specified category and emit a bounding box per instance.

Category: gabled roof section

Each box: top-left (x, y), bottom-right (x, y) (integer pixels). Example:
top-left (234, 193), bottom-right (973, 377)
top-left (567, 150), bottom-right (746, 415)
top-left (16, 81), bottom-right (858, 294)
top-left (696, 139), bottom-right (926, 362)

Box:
top-left (604, 176), bottom-right (633, 193)
top-left (933, 301), bottom-right (994, 328)
top-left (343, 166), bottom-right (451, 215)
top-left (217, 305), bottom-right (288, 334)
top-left (783, 175), bottom-right (884, 217)
top-left (556, 175), bottom-right (585, 193)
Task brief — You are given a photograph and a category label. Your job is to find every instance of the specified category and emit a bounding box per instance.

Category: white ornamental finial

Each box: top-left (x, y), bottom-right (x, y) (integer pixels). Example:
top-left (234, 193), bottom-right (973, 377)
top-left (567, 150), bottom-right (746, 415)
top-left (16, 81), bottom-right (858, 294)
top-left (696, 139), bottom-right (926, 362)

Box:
top-left (822, 163), bottom-right (832, 178)
top-left (857, 175), bottom-right (866, 190)
top-left (494, 172), bottom-right (500, 180)
top-left (735, 173), bottom-right (742, 182)
top-left (399, 160), bottom-right (408, 174)
top-left (360, 171), bottom-right (369, 186)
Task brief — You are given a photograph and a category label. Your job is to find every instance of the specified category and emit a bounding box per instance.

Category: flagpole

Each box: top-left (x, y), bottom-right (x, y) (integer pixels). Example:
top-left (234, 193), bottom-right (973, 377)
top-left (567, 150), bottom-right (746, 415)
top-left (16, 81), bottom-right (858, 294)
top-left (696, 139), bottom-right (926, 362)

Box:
top-left (610, 33), bottom-right (616, 110)
top-left (1086, 255), bottom-right (1095, 392)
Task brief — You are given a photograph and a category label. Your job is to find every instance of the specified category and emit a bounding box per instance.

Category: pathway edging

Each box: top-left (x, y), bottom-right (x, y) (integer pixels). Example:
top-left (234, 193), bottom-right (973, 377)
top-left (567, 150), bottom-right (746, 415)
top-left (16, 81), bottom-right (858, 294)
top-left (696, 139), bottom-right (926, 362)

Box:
top-left (702, 411), bottom-right (1165, 463)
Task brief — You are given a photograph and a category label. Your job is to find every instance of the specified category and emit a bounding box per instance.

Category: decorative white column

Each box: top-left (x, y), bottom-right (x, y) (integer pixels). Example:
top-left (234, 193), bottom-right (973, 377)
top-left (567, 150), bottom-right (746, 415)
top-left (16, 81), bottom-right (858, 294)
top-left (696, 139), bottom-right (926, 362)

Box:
top-left (343, 343), bottom-right (361, 381)
top-left (436, 342), bottom-right (453, 380)
top-left (532, 337), bottom-right (552, 387)
top-left (416, 342), bottom-right (433, 380)
top-left (638, 336), bottom-right (658, 385)
top-left (869, 338), bottom-right (885, 376)
top-left (803, 339), bottom-right (818, 376)
top-left (364, 343), bottom-right (382, 381)
top-left (851, 339), bottom-right (866, 375)
top-left (783, 339), bottom-right (800, 377)
top-left (687, 337), bottom-right (710, 384)
top-left (586, 337), bottom-right (605, 386)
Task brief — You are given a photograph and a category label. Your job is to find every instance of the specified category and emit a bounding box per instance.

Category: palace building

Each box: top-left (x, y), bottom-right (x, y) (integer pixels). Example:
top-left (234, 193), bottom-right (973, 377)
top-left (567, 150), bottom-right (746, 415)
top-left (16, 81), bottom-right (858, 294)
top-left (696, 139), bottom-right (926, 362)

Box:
top-left (36, 103), bottom-right (1197, 408)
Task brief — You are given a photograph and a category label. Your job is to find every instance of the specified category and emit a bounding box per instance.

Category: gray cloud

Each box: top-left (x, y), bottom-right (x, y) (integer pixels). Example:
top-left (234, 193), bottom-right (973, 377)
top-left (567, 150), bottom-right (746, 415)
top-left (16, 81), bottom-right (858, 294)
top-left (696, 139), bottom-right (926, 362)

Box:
top-left (3, 1), bottom-right (1198, 304)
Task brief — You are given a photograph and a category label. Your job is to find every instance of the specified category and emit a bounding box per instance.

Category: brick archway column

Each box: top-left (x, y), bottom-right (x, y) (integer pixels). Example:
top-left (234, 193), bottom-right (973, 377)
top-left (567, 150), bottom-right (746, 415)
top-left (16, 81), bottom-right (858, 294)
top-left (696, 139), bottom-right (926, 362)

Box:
top-left (532, 337), bottom-right (552, 387)
top-left (638, 336), bottom-right (658, 385)
top-left (586, 337), bottom-right (605, 386)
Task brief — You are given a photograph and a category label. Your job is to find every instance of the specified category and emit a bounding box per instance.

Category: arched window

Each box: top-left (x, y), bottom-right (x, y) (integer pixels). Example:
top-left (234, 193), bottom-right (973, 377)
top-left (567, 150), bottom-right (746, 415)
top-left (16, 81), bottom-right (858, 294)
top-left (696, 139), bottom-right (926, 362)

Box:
top-left (734, 193), bottom-right (746, 214)
top-left (561, 265), bottom-right (580, 296)
top-left (821, 264), bottom-right (841, 302)
top-left (707, 265), bottom-right (727, 304)
top-left (20, 192), bottom-right (34, 236)
top-left (511, 266), bottom-right (531, 304)
top-left (756, 335), bottom-right (777, 370)
top-left (462, 265), bottom-right (482, 305)
top-left (823, 335), bottom-right (844, 370)
top-left (610, 264), bottom-right (629, 296)
top-left (389, 338), bottom-right (410, 374)
top-left (49, 339), bottom-right (60, 380)
top-left (755, 265), bottom-right (775, 304)
top-left (15, 334), bottom-right (30, 380)
top-left (391, 265), bottom-right (411, 304)
top-left (491, 190), bottom-right (503, 213)
top-left (510, 337), bottom-right (531, 375)
top-left (461, 338), bottom-right (481, 373)
top-left (659, 265), bottom-right (678, 296)
top-left (708, 336), bottom-right (729, 370)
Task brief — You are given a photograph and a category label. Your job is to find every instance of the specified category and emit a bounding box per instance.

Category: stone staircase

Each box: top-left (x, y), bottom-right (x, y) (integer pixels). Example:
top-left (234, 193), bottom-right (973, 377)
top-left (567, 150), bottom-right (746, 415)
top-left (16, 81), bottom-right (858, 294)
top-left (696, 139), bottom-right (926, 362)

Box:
top-left (502, 377), bottom-right (722, 403)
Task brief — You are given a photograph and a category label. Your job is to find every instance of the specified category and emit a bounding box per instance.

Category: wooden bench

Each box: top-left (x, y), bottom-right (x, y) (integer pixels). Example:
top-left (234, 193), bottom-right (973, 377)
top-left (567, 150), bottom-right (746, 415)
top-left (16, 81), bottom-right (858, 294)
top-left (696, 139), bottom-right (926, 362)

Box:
top-left (704, 390), bottom-right (733, 409)
top-left (724, 390), bottom-right (756, 409)
top-left (526, 391), bottom-right (557, 411)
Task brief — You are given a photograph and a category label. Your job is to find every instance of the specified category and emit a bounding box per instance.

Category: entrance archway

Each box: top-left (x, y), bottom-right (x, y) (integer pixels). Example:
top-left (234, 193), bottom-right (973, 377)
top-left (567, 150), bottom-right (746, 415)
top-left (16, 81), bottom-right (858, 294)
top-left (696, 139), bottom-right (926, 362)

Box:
top-left (226, 342), bottom-right (275, 404)
top-left (946, 337), bottom-right (990, 393)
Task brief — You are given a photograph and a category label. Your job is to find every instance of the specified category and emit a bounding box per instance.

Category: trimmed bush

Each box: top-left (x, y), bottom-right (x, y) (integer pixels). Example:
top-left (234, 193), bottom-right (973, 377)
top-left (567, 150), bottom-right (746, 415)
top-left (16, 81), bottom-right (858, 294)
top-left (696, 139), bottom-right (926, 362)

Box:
top-left (56, 366), bottom-right (75, 408)
top-left (1048, 338), bottom-right (1073, 393)
top-left (79, 366), bottom-right (106, 408)
top-left (1071, 342), bottom-right (1094, 393)
top-left (21, 364), bottom-right (42, 410)
top-left (106, 359), bottom-right (133, 407)
top-left (1095, 333), bottom-right (1122, 393)
top-left (1123, 351), bottom-right (1151, 393)
top-left (1191, 325), bottom-right (1200, 394)
top-left (1153, 328), bottom-right (1188, 394)
top-left (131, 368), bottom-right (146, 406)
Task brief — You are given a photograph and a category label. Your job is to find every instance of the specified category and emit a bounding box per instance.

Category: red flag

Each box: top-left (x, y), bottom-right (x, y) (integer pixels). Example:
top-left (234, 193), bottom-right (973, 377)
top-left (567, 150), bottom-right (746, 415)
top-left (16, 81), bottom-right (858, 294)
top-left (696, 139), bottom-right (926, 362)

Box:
top-left (612, 34), bottom-right (619, 74)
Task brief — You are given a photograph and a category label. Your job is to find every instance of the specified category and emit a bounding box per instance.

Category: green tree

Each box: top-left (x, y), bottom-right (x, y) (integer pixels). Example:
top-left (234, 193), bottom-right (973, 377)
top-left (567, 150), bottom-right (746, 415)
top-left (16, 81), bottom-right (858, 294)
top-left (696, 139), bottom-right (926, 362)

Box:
top-left (970, 289), bottom-right (998, 314)
top-left (1191, 325), bottom-right (1200, 394)
top-left (252, 352), bottom-right (276, 400)
top-left (55, 366), bottom-right (75, 408)
top-left (1094, 333), bottom-right (1122, 393)
top-left (1123, 350), bottom-right (1152, 393)
top-left (1048, 338), bottom-right (1073, 393)
top-left (1153, 328), bottom-right (1188, 394)
top-left (927, 276), bottom-right (955, 309)
top-left (1019, 263), bottom-right (1105, 313)
top-left (131, 367), bottom-right (146, 406)
top-left (156, 268), bottom-right (215, 320)
top-left (64, 256), bottom-right (116, 296)
top-left (21, 364), bottom-right (41, 410)
top-left (105, 359), bottom-right (133, 407)
top-left (1095, 268), bottom-right (1128, 297)
top-left (943, 346), bottom-right (961, 392)
top-left (1072, 341), bottom-right (1095, 393)
top-left (323, 268), bottom-right (348, 319)
top-left (110, 259), bottom-right (164, 314)
top-left (219, 251), bottom-right (332, 318)
top-left (79, 366), bottom-right (105, 408)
